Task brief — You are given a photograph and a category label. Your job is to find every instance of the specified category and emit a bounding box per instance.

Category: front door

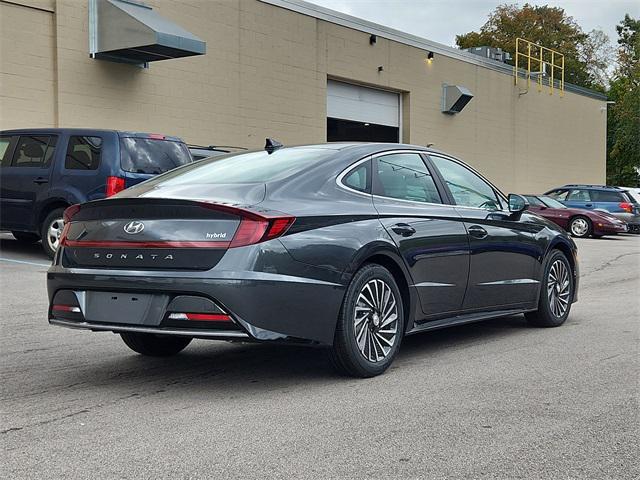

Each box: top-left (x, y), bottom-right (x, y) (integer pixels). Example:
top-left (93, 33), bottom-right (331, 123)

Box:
top-left (428, 154), bottom-right (540, 311)
top-left (371, 152), bottom-right (469, 317)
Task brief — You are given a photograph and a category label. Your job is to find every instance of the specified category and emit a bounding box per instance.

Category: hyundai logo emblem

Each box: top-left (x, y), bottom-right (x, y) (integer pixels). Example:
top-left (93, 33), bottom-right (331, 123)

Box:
top-left (123, 221), bottom-right (145, 235)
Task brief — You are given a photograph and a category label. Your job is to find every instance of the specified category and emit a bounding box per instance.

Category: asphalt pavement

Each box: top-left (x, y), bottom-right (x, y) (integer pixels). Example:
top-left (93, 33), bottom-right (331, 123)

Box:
top-left (1, 232), bottom-right (638, 479)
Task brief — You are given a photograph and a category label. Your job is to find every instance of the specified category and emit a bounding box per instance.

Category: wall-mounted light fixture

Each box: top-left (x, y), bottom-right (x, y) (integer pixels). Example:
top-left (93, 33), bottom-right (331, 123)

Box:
top-left (378, 65), bottom-right (384, 72)
top-left (426, 51), bottom-right (434, 63)
top-left (370, 34), bottom-right (377, 45)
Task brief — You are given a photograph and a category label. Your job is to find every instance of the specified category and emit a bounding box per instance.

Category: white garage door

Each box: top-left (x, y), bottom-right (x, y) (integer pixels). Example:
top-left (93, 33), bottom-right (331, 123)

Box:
top-left (327, 80), bottom-right (400, 127)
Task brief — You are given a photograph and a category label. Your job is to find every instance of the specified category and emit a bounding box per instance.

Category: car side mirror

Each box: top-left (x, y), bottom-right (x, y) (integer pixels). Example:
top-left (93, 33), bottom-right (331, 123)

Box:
top-left (508, 194), bottom-right (529, 216)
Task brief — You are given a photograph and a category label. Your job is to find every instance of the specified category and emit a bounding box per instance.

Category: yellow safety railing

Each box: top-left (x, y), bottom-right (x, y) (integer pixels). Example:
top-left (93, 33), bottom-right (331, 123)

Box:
top-left (514, 38), bottom-right (564, 96)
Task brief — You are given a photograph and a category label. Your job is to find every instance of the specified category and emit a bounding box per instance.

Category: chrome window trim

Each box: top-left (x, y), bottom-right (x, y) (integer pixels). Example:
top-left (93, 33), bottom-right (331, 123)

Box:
top-left (336, 149), bottom-right (448, 207)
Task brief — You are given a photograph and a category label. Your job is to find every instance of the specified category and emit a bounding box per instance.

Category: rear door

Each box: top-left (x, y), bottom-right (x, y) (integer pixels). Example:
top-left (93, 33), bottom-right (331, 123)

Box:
top-left (371, 151), bottom-right (469, 317)
top-left (428, 154), bottom-right (540, 311)
top-left (0, 134), bottom-right (57, 231)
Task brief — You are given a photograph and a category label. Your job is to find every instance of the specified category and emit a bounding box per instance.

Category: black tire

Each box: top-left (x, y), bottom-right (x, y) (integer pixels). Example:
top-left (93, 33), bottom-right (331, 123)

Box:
top-left (568, 215), bottom-right (592, 238)
top-left (330, 264), bottom-right (405, 378)
top-left (120, 332), bottom-right (192, 357)
top-left (40, 208), bottom-right (66, 258)
top-left (11, 231), bottom-right (40, 244)
top-left (525, 250), bottom-right (574, 327)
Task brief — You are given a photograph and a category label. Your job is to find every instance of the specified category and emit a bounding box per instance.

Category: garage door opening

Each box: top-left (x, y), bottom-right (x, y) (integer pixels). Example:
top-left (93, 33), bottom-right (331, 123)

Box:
top-left (327, 118), bottom-right (398, 142)
top-left (327, 80), bottom-right (400, 143)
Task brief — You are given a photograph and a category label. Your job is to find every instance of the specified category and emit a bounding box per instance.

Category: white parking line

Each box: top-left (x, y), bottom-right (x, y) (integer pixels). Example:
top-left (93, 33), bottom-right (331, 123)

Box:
top-left (0, 257), bottom-right (51, 268)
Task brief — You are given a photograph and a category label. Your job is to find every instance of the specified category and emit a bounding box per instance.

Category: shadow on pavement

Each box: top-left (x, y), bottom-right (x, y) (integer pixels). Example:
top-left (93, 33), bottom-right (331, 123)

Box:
top-left (50, 315), bottom-right (529, 394)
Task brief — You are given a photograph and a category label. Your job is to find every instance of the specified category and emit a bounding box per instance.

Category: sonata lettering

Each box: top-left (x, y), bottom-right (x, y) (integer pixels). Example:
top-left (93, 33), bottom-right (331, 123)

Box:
top-left (91, 252), bottom-right (175, 261)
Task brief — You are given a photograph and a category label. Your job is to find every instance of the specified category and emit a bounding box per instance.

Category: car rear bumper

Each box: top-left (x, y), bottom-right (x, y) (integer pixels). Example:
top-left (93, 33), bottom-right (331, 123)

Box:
top-left (47, 261), bottom-right (346, 346)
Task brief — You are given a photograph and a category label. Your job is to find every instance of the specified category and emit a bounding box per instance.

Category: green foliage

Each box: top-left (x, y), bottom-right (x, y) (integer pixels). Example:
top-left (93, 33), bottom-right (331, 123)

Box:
top-left (607, 15), bottom-right (640, 186)
top-left (455, 3), bottom-right (609, 90)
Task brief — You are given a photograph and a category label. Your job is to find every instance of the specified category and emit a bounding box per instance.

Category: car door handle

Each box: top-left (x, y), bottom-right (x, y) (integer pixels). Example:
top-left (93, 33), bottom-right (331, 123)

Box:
top-left (391, 223), bottom-right (416, 237)
top-left (468, 225), bottom-right (488, 239)
top-left (33, 177), bottom-right (49, 185)
top-left (584, 203), bottom-right (593, 207)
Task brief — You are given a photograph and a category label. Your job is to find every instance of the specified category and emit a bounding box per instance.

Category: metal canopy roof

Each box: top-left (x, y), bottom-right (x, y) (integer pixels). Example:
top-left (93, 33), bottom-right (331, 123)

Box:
top-left (89, 0), bottom-right (206, 65)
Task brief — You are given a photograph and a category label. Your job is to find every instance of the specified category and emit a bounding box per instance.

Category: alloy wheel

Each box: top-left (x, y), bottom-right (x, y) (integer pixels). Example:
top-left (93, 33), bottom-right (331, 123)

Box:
top-left (570, 218), bottom-right (589, 237)
top-left (354, 279), bottom-right (399, 362)
top-left (46, 217), bottom-right (64, 252)
top-left (547, 259), bottom-right (571, 318)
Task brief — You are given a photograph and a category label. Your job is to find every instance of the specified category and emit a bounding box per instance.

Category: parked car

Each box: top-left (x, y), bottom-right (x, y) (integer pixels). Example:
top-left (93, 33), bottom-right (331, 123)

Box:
top-left (0, 129), bottom-right (192, 257)
top-left (522, 195), bottom-right (627, 238)
top-left (618, 186), bottom-right (640, 204)
top-left (48, 142), bottom-right (579, 378)
top-left (188, 144), bottom-right (247, 160)
top-left (545, 184), bottom-right (640, 233)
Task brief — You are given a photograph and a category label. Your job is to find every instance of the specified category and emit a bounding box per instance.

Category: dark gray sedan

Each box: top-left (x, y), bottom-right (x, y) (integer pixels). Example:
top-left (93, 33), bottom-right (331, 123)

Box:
top-left (48, 143), bottom-right (579, 377)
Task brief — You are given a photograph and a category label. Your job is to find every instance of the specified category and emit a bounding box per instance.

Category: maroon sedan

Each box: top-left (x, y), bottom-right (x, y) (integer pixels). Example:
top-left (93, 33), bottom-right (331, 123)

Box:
top-left (523, 195), bottom-right (628, 238)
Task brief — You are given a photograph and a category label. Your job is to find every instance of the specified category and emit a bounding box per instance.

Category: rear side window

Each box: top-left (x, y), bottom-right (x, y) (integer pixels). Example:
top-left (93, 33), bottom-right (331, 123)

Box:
top-left (590, 190), bottom-right (625, 202)
top-left (375, 153), bottom-right (441, 203)
top-left (342, 163), bottom-right (370, 193)
top-left (13, 136), bottom-right (54, 168)
top-left (567, 189), bottom-right (591, 201)
top-left (120, 138), bottom-right (192, 174)
top-left (65, 136), bottom-right (102, 170)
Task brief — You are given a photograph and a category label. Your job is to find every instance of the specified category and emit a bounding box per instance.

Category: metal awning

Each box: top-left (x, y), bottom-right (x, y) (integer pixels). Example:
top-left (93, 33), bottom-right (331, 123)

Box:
top-left (89, 0), bottom-right (206, 66)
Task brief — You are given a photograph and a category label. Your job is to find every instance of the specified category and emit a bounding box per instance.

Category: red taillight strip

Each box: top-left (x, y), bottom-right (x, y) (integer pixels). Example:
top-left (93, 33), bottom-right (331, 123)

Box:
top-left (168, 312), bottom-right (232, 322)
top-left (52, 304), bottom-right (81, 313)
top-left (61, 239), bottom-right (231, 249)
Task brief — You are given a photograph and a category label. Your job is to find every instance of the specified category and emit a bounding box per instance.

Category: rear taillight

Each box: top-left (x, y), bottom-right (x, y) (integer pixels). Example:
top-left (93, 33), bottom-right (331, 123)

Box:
top-left (63, 204), bottom-right (81, 223)
top-left (619, 202), bottom-right (633, 213)
top-left (105, 176), bottom-right (126, 197)
top-left (60, 204), bottom-right (82, 246)
top-left (200, 203), bottom-right (295, 248)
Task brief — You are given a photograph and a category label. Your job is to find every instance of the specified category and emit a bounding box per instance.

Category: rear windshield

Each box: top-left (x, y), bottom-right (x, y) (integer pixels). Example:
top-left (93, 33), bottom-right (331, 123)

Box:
top-left (150, 148), bottom-right (336, 185)
top-left (120, 138), bottom-right (192, 174)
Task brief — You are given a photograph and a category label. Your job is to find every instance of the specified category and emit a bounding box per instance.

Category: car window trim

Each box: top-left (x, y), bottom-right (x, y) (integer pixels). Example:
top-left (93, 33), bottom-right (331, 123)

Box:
top-left (427, 153), bottom-right (509, 212)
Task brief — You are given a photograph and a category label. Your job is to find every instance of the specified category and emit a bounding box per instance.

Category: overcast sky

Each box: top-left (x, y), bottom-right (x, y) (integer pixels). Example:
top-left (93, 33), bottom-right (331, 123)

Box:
top-left (309, 0), bottom-right (640, 48)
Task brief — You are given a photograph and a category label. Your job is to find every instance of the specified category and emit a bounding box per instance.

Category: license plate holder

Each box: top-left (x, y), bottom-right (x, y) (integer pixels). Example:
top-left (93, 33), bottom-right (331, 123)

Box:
top-left (83, 292), bottom-right (167, 326)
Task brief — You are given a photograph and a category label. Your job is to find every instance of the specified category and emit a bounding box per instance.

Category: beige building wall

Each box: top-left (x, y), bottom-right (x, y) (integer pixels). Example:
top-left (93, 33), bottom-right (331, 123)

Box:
top-left (0, 0), bottom-right (606, 193)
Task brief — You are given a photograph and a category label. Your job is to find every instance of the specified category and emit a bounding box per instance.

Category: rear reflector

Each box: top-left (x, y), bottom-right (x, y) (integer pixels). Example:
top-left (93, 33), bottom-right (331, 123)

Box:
top-left (105, 176), bottom-right (126, 197)
top-left (168, 312), bottom-right (231, 322)
top-left (52, 304), bottom-right (81, 313)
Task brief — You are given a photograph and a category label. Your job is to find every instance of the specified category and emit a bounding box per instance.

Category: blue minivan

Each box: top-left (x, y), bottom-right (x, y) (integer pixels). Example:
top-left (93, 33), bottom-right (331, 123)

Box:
top-left (545, 184), bottom-right (640, 234)
top-left (0, 129), bottom-right (192, 257)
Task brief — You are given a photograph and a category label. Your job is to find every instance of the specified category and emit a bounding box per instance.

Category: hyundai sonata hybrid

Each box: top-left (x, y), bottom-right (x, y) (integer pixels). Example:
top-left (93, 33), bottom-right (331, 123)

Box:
top-left (48, 142), bottom-right (579, 377)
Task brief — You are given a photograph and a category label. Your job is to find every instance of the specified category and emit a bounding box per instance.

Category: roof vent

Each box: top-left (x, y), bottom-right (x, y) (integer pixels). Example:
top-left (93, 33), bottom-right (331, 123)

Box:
top-left (442, 84), bottom-right (474, 114)
top-left (466, 46), bottom-right (512, 63)
top-left (89, 0), bottom-right (206, 67)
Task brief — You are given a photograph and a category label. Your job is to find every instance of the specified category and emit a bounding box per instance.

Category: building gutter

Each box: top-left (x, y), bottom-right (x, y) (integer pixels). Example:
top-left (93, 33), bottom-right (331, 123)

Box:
top-left (260, 0), bottom-right (607, 101)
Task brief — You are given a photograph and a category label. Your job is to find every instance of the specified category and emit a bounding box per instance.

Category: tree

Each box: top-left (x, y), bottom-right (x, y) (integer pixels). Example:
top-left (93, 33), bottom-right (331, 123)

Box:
top-left (607, 15), bottom-right (640, 186)
top-left (455, 4), bottom-right (610, 90)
